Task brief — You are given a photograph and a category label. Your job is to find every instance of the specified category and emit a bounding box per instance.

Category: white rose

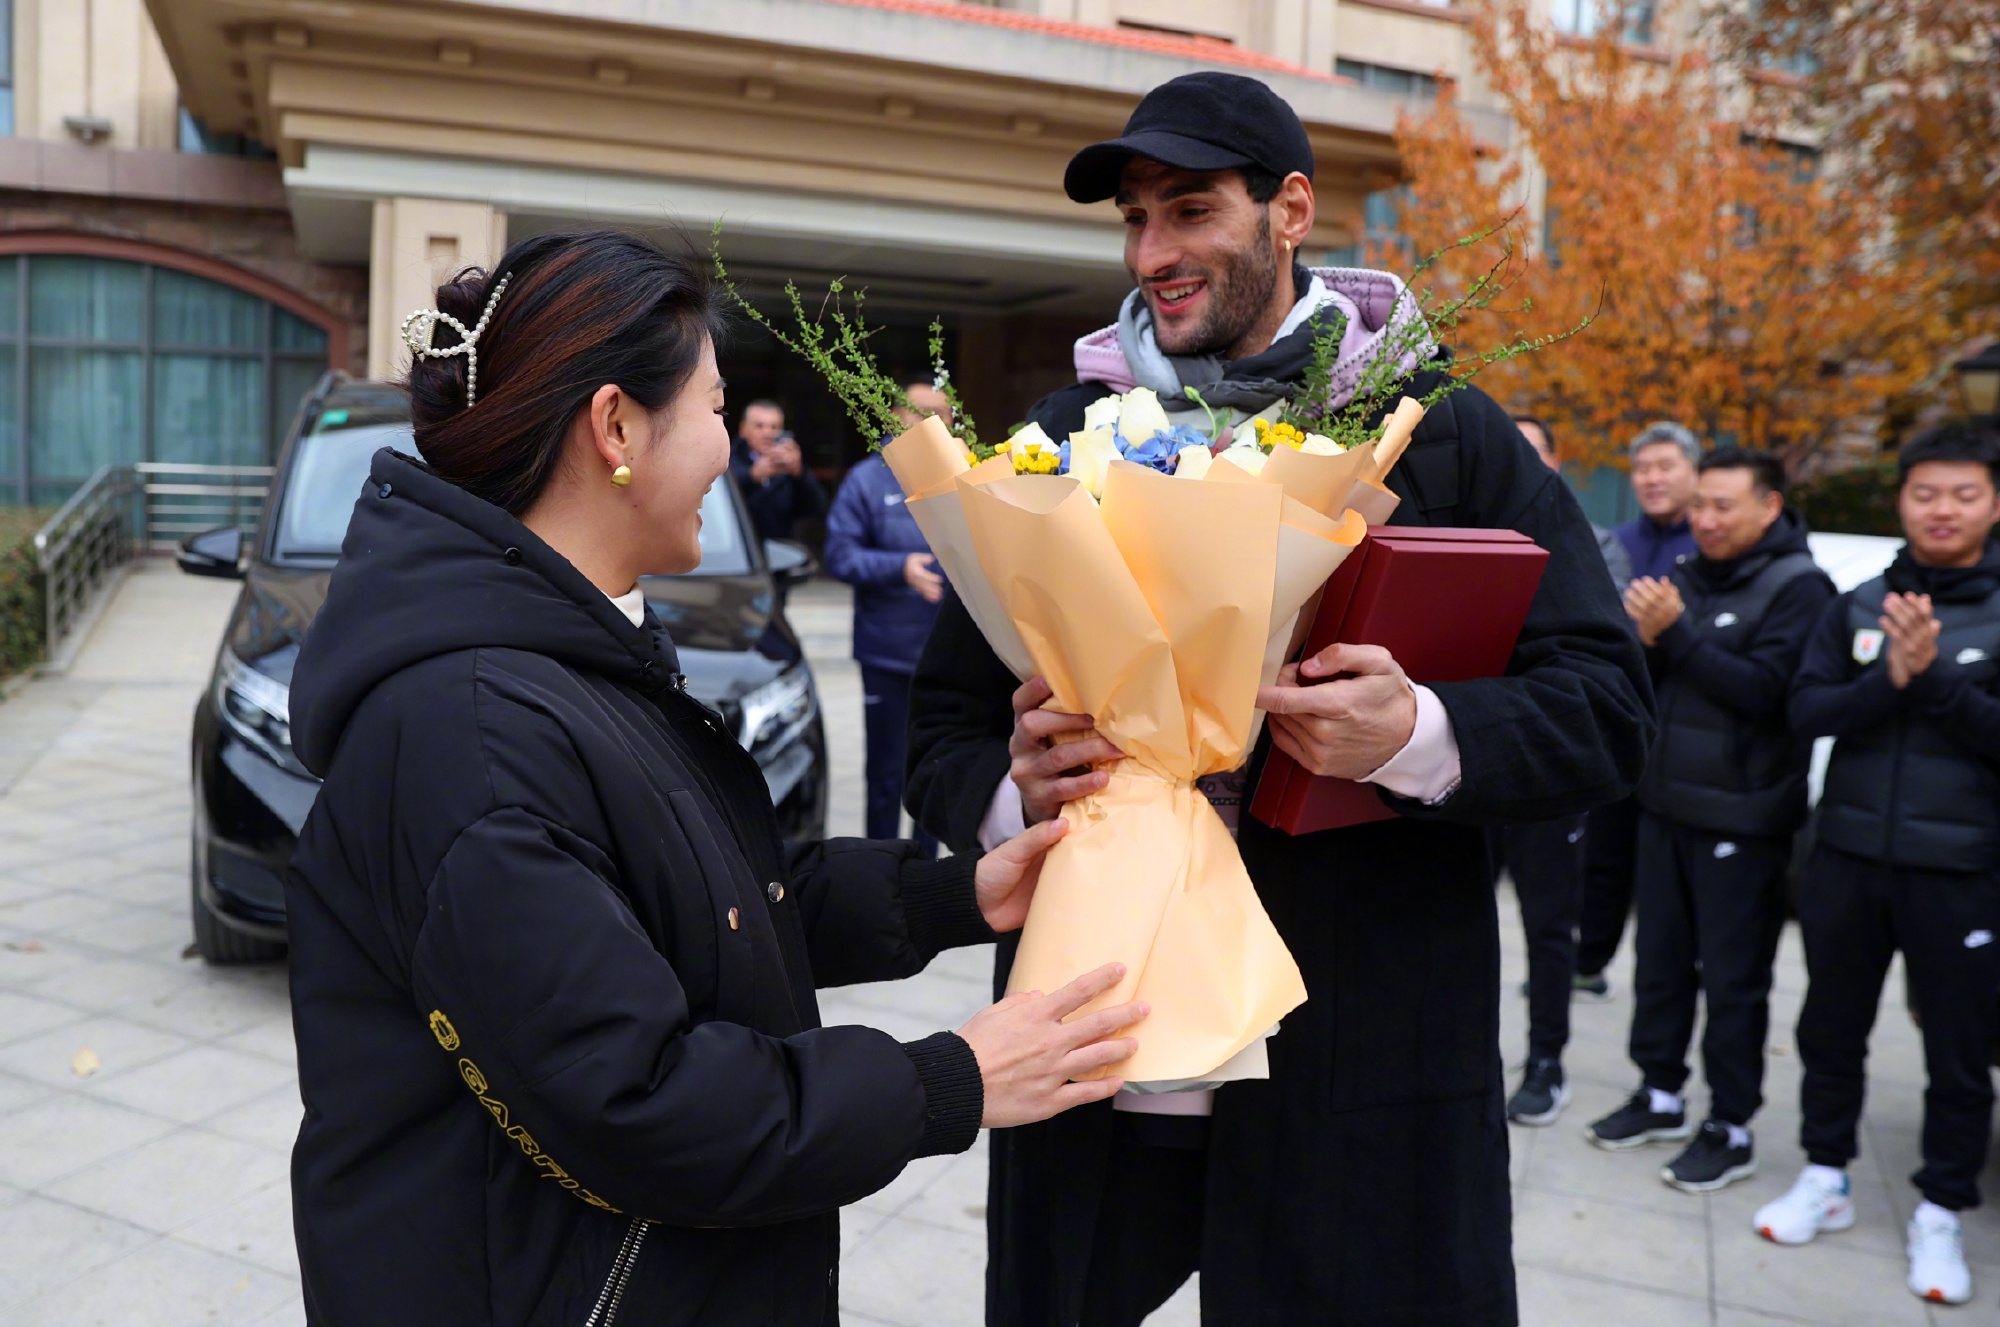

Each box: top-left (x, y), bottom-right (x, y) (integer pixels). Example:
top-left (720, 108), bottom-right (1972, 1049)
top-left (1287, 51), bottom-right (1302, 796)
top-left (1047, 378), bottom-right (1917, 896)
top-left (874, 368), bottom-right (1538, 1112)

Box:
top-left (1081, 394), bottom-right (1123, 435)
top-left (1116, 387), bottom-right (1172, 445)
top-left (1173, 445), bottom-right (1214, 480)
top-left (1067, 428), bottom-right (1122, 498)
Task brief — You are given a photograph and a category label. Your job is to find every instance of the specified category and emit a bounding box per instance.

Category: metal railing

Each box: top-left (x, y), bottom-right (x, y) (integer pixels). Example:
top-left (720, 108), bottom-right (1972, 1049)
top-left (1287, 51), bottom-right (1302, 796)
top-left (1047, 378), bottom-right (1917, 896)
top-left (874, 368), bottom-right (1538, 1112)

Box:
top-left (33, 465), bottom-right (139, 662)
top-left (29, 461), bottom-right (275, 665)
top-left (135, 461), bottom-right (273, 553)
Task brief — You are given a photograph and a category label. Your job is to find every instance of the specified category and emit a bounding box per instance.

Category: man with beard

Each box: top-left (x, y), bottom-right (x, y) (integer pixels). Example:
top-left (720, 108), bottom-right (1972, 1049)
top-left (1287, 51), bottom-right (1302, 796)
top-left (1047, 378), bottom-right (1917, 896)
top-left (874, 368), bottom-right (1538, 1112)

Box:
top-left (903, 72), bottom-right (1652, 1327)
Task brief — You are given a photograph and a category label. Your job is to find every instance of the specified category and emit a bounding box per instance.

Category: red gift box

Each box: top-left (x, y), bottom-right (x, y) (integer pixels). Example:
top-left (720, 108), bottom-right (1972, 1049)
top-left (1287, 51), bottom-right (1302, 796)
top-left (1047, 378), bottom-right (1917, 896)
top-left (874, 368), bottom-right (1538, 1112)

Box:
top-left (1248, 526), bottom-right (1549, 835)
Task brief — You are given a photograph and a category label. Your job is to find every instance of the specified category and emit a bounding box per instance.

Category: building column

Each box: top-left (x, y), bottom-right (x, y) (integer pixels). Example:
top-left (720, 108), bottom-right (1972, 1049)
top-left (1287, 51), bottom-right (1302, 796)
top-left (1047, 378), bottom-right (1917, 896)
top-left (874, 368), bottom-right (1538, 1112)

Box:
top-left (367, 197), bottom-right (509, 381)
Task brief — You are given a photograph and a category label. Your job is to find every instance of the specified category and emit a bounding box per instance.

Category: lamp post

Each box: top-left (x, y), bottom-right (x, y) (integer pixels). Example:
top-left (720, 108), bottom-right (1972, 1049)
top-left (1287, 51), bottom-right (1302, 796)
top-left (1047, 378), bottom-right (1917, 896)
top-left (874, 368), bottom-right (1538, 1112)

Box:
top-left (1958, 342), bottom-right (2000, 422)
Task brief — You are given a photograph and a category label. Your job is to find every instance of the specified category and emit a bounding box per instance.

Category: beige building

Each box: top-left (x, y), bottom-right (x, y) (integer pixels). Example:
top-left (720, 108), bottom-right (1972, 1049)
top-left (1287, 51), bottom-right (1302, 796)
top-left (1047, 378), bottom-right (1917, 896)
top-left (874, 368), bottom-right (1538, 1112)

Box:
top-left (1, 0), bottom-right (1525, 500)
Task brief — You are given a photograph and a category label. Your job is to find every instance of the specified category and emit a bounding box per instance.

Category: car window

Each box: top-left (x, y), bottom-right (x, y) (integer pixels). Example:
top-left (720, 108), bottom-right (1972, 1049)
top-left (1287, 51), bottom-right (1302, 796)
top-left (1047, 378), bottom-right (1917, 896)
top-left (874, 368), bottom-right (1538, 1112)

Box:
top-left (271, 419), bottom-right (417, 560)
top-left (690, 479), bottom-right (751, 575)
top-left (266, 403), bottom-right (750, 574)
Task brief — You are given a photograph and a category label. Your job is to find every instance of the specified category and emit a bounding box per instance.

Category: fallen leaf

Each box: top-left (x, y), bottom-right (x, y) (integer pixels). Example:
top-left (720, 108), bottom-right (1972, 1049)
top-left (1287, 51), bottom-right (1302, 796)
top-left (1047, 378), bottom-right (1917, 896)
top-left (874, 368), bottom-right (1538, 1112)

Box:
top-left (4, 940), bottom-right (46, 953)
top-left (71, 1047), bottom-right (101, 1076)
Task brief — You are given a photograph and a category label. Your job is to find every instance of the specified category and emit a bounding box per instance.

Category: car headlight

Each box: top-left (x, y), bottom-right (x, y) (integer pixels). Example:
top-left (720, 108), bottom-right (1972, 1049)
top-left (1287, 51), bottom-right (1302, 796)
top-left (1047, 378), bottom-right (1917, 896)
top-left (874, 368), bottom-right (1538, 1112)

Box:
top-left (737, 664), bottom-right (815, 757)
top-left (215, 648), bottom-right (310, 778)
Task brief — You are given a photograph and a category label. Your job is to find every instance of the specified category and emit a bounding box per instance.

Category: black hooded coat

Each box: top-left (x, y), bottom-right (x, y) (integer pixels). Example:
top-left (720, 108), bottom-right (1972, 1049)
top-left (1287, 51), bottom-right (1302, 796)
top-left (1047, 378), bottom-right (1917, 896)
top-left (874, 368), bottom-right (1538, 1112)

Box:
top-left (284, 449), bottom-right (992, 1326)
top-left (905, 368), bottom-right (1655, 1327)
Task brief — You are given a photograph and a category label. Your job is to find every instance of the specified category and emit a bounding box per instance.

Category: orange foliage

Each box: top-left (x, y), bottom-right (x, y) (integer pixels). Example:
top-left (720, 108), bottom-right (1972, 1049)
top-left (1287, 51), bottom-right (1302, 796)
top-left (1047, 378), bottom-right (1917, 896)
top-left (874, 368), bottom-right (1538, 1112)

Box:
top-left (1386, 0), bottom-right (1955, 474)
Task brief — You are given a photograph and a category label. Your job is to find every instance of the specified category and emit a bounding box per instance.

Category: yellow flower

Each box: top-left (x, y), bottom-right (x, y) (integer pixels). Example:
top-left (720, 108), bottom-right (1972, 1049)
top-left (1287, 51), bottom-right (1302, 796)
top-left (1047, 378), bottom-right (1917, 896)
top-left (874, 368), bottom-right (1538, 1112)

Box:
top-left (1269, 421), bottom-right (1307, 450)
top-left (994, 438), bottom-right (1012, 454)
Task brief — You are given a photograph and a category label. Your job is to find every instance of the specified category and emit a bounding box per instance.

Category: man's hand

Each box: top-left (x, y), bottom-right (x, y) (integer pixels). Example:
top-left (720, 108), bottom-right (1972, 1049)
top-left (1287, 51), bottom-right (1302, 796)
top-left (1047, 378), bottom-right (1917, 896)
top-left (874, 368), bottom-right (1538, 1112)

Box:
top-left (904, 552), bottom-right (944, 603)
top-left (956, 962), bottom-right (1145, 1128)
top-left (748, 448), bottom-right (782, 483)
top-left (1882, 591), bottom-right (1940, 690)
top-left (1624, 576), bottom-right (1685, 647)
top-left (1008, 676), bottom-right (1123, 827)
top-left (974, 818), bottom-right (1066, 933)
top-left (1255, 643), bottom-right (1417, 780)
top-left (771, 438), bottom-right (805, 477)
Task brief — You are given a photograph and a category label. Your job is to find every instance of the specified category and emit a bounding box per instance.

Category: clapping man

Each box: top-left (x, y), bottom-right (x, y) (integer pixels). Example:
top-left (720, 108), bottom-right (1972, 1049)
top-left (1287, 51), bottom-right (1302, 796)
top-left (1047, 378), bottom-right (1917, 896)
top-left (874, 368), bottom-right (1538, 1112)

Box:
top-left (824, 384), bottom-right (952, 852)
top-left (731, 398), bottom-right (828, 542)
top-left (1755, 424), bottom-right (2000, 1306)
top-left (1589, 449), bottom-right (1834, 1193)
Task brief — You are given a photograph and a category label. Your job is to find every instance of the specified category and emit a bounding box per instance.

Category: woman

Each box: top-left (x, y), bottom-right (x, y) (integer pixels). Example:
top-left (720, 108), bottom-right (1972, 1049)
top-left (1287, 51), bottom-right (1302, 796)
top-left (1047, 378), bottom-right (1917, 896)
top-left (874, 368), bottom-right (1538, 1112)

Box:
top-left (284, 230), bottom-right (1143, 1326)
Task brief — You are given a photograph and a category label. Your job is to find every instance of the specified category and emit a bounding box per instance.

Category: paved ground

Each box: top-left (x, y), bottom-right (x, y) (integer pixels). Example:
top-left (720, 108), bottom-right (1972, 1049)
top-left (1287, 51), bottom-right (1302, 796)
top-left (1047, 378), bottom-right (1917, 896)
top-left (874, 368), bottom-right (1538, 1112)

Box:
top-left (0, 566), bottom-right (1994, 1325)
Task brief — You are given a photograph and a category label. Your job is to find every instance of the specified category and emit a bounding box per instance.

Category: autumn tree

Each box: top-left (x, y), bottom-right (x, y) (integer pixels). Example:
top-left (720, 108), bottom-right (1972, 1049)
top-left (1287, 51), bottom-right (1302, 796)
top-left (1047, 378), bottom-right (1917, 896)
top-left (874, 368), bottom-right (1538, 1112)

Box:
top-left (1708, 0), bottom-right (1999, 330)
top-left (1385, 0), bottom-right (1955, 474)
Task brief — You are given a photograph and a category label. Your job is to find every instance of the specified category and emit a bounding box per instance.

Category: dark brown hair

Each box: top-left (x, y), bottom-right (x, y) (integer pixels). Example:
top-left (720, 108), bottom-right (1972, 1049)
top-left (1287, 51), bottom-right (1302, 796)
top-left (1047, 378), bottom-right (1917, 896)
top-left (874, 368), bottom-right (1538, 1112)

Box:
top-left (406, 229), bottom-right (729, 514)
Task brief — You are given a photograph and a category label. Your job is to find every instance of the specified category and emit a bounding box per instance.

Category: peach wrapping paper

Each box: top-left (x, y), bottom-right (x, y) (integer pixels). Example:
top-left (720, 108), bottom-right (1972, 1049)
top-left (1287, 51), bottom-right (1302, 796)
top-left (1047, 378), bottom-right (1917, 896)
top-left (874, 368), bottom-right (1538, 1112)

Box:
top-left (883, 414), bottom-right (1365, 1082)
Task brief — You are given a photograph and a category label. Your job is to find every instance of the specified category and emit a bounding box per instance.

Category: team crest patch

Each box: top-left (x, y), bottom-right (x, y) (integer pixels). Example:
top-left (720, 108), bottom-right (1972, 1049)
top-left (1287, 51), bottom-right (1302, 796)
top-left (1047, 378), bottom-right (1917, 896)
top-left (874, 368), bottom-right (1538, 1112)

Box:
top-left (1852, 629), bottom-right (1885, 664)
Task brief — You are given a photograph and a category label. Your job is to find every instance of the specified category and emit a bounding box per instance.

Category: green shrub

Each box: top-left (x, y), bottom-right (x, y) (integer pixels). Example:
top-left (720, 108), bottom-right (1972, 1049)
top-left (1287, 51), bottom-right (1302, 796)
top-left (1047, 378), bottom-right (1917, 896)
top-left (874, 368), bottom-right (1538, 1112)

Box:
top-left (1791, 462), bottom-right (1902, 538)
top-left (0, 507), bottom-right (50, 679)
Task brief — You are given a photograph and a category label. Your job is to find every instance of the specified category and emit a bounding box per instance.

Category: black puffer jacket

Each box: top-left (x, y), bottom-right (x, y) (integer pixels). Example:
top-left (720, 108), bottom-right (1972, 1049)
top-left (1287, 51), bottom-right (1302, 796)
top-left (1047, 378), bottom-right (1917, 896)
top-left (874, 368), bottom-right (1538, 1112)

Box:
top-left (285, 449), bottom-right (990, 1326)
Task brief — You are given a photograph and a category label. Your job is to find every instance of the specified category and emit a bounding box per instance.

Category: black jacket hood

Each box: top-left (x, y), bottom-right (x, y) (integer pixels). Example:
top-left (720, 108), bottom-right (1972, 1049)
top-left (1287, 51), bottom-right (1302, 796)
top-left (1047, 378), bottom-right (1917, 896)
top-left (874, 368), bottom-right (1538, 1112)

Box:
top-left (1687, 506), bottom-right (1813, 592)
top-left (289, 448), bottom-right (675, 777)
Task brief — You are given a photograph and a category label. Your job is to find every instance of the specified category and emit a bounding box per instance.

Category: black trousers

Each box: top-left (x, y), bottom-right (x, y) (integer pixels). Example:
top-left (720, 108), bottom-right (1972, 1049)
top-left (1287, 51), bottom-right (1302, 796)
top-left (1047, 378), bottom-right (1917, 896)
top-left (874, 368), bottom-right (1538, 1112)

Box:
top-left (861, 663), bottom-right (938, 851)
top-left (1629, 811), bottom-right (1788, 1125)
top-left (1795, 843), bottom-right (2000, 1211)
top-left (1577, 795), bottom-right (1642, 978)
top-left (1077, 1113), bottom-right (1206, 1327)
top-left (1492, 816), bottom-right (1586, 1061)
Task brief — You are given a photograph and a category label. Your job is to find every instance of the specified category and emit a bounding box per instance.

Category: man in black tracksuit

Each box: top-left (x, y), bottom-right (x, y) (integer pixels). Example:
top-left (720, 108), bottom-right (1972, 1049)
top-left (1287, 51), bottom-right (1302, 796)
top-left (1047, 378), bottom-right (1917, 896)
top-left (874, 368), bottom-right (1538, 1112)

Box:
top-left (1751, 424), bottom-right (2000, 1307)
top-left (1588, 448), bottom-right (1834, 1192)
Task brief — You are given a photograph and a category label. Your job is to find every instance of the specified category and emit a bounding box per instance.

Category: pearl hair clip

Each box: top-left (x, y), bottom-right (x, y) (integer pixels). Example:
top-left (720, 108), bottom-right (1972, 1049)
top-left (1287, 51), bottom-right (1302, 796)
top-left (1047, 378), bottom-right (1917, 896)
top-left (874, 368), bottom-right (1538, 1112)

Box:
top-left (400, 273), bottom-right (512, 407)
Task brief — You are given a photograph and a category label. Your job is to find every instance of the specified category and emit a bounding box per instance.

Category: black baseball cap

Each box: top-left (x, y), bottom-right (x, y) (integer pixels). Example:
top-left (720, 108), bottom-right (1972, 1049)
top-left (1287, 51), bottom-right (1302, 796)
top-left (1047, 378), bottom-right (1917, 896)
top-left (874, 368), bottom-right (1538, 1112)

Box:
top-left (1063, 71), bottom-right (1315, 204)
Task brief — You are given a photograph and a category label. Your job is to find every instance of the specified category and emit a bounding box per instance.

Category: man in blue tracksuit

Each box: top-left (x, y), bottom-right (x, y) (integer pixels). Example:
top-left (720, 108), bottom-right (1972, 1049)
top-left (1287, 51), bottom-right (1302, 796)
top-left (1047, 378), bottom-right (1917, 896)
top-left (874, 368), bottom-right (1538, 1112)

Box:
top-left (824, 385), bottom-right (951, 850)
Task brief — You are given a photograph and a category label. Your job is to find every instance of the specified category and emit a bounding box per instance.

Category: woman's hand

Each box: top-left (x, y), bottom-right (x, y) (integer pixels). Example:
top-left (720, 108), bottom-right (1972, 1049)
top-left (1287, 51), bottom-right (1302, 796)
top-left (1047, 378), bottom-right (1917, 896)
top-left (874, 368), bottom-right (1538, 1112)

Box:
top-left (974, 817), bottom-right (1067, 934)
top-left (957, 962), bottom-right (1145, 1128)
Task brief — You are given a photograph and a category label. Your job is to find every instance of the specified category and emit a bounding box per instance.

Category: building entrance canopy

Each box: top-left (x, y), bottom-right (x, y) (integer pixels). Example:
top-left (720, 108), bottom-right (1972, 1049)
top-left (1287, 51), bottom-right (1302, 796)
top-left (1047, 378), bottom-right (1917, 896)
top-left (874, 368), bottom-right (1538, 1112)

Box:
top-left (146, 0), bottom-right (1434, 367)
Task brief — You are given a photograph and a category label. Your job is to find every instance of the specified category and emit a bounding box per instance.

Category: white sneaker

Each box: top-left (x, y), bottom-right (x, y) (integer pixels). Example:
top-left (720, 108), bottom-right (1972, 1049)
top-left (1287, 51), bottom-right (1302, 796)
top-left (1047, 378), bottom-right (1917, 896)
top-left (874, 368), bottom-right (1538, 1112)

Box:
top-left (1906, 1203), bottom-right (1974, 1305)
top-left (1754, 1166), bottom-right (1855, 1245)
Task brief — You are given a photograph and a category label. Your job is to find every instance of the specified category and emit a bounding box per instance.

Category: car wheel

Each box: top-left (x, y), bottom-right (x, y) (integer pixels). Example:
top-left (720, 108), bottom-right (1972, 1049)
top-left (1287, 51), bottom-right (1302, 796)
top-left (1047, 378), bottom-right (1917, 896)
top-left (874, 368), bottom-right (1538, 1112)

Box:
top-left (190, 828), bottom-right (286, 966)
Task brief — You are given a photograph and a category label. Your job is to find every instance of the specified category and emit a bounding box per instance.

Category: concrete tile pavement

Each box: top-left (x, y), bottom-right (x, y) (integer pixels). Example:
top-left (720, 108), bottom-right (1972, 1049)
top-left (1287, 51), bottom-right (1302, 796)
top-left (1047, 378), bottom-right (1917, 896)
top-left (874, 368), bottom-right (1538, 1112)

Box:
top-left (0, 568), bottom-right (1991, 1325)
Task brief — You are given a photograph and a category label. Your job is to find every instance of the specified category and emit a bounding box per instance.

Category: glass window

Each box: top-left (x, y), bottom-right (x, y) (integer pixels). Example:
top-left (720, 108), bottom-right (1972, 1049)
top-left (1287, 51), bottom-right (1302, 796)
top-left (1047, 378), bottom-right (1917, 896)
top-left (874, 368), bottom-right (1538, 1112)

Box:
top-left (153, 355), bottom-right (265, 467)
top-left (0, 254), bottom-right (336, 504)
top-left (153, 268), bottom-right (264, 349)
top-left (30, 258), bottom-right (144, 342)
top-left (29, 348), bottom-right (145, 492)
top-left (274, 309), bottom-right (329, 353)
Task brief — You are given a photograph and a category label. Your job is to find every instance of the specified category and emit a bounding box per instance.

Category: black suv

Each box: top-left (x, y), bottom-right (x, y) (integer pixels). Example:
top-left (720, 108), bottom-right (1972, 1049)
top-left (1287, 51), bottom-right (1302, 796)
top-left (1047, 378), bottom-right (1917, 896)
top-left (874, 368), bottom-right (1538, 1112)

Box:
top-left (181, 375), bottom-right (827, 963)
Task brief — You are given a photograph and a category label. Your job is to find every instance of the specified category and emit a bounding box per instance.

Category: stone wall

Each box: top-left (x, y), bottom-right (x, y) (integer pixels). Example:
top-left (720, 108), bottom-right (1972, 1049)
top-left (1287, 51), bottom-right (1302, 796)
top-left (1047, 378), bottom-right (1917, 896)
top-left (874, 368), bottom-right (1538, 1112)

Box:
top-left (0, 186), bottom-right (367, 375)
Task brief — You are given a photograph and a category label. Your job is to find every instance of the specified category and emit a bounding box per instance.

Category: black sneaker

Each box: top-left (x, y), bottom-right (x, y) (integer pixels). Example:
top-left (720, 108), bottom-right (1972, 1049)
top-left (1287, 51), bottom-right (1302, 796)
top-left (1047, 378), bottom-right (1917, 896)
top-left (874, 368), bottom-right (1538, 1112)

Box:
top-left (1506, 1058), bottom-right (1570, 1126)
top-left (1662, 1120), bottom-right (1757, 1192)
top-left (1587, 1089), bottom-right (1694, 1151)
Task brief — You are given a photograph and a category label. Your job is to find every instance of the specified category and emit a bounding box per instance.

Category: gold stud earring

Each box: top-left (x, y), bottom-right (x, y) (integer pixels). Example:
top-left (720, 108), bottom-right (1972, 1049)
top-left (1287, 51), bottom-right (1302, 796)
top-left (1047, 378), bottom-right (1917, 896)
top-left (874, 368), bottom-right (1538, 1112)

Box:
top-left (1282, 239), bottom-right (1292, 252)
top-left (610, 464), bottom-right (632, 488)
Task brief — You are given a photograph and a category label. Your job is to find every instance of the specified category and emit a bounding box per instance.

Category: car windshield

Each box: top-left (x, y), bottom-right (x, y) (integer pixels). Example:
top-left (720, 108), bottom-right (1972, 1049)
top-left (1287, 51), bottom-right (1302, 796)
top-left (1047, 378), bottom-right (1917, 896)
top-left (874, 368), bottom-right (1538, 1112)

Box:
top-left (268, 403), bottom-right (752, 574)
top-left (688, 480), bottom-right (751, 575)
top-left (271, 416), bottom-right (416, 560)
